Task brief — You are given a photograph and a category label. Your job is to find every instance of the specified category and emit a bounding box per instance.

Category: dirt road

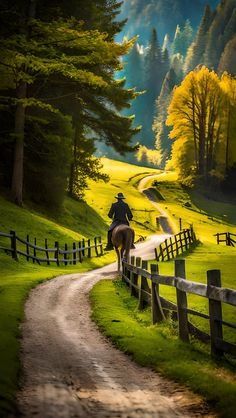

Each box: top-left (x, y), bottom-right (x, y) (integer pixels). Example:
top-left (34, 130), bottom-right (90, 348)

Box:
top-left (17, 233), bottom-right (215, 418)
top-left (17, 176), bottom-right (215, 417)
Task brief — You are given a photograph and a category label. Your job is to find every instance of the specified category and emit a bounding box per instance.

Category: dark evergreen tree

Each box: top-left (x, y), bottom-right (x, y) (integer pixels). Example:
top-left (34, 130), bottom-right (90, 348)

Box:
top-left (218, 35), bottom-right (236, 74)
top-left (153, 56), bottom-right (183, 165)
top-left (184, 5), bottom-right (213, 73)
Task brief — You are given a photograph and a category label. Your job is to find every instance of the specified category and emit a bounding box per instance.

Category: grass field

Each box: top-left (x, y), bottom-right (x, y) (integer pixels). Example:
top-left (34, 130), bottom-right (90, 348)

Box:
top-left (0, 159), bottom-right (160, 416)
top-left (91, 279), bottom-right (236, 418)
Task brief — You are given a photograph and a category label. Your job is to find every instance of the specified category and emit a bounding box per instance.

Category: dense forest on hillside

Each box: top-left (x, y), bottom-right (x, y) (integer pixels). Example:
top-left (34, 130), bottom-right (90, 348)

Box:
top-left (0, 0), bottom-right (140, 208)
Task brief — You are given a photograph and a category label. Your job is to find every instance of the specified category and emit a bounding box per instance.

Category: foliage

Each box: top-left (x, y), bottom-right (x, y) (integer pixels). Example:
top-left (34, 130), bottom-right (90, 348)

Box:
top-left (166, 67), bottom-right (236, 185)
top-left (136, 145), bottom-right (162, 167)
top-left (0, 0), bottom-right (139, 207)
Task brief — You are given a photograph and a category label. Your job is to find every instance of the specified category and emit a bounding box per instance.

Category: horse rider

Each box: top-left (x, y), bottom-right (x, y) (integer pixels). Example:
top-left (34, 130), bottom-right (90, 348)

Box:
top-left (104, 192), bottom-right (135, 251)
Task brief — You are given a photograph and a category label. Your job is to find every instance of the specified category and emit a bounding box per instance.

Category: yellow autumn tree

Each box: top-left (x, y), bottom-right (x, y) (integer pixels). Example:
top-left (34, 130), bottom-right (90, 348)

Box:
top-left (220, 73), bottom-right (236, 173)
top-left (166, 67), bottom-right (225, 183)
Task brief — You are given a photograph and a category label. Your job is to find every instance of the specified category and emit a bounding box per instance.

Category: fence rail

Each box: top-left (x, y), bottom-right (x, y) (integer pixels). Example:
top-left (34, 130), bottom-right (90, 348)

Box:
top-left (214, 232), bottom-right (236, 247)
top-left (0, 230), bottom-right (103, 265)
top-left (155, 226), bottom-right (197, 262)
top-left (122, 257), bottom-right (236, 358)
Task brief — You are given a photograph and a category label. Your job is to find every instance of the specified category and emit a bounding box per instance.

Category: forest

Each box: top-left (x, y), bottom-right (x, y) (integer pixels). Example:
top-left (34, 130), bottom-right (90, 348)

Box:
top-left (0, 0), bottom-right (236, 208)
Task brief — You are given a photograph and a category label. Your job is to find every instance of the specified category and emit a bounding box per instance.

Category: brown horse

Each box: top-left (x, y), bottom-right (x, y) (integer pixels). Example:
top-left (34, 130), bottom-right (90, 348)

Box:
top-left (112, 224), bottom-right (135, 272)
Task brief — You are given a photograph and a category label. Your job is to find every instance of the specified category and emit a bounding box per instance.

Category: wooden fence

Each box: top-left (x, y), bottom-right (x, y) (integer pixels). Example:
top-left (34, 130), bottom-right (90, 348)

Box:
top-left (122, 257), bottom-right (236, 358)
top-left (214, 232), bottom-right (236, 247)
top-left (0, 230), bottom-right (103, 265)
top-left (155, 226), bottom-right (197, 262)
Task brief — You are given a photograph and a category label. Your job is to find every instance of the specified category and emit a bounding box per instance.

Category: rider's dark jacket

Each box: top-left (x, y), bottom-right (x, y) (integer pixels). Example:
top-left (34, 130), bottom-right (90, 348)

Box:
top-left (108, 200), bottom-right (133, 231)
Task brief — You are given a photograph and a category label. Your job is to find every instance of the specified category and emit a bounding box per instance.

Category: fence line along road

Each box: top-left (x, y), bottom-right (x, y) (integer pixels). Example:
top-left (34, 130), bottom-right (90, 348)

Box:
top-left (214, 232), bottom-right (236, 247)
top-left (0, 230), bottom-right (103, 265)
top-left (155, 226), bottom-right (197, 262)
top-left (122, 257), bottom-right (236, 358)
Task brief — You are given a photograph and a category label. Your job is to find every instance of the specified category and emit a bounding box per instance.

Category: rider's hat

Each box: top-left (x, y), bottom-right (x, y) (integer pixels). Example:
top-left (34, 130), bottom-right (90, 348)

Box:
top-left (115, 192), bottom-right (126, 199)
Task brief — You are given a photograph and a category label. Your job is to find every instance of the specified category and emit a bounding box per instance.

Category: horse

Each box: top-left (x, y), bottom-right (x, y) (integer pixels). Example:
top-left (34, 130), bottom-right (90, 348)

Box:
top-left (112, 224), bottom-right (135, 273)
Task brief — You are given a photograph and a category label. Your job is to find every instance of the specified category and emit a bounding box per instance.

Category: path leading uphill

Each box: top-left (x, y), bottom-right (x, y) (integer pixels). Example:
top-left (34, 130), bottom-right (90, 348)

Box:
top-left (17, 236), bottom-right (214, 418)
top-left (16, 175), bottom-right (215, 417)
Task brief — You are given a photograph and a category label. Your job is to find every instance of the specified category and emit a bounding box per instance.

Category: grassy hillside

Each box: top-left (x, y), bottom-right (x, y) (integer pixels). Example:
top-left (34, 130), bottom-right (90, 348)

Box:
top-left (0, 158), bottom-right (160, 417)
top-left (85, 158), bottom-right (160, 237)
top-left (91, 167), bottom-right (236, 417)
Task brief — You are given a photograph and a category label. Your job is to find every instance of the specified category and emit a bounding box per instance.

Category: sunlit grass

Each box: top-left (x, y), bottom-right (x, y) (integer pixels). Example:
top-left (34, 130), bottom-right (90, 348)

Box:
top-left (91, 279), bottom-right (236, 418)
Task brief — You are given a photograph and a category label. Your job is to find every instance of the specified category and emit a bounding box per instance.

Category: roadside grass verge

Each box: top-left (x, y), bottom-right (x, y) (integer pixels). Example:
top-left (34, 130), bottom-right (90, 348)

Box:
top-left (91, 279), bottom-right (236, 418)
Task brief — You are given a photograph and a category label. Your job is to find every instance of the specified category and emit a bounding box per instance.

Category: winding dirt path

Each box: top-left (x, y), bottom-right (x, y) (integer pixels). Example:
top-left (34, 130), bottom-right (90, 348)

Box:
top-left (17, 176), bottom-right (216, 417)
top-left (17, 236), bottom-right (215, 417)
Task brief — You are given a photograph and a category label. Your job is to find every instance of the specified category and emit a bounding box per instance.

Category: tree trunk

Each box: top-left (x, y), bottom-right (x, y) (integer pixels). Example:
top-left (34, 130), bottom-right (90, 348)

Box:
top-left (11, 0), bottom-right (37, 205)
top-left (11, 82), bottom-right (27, 206)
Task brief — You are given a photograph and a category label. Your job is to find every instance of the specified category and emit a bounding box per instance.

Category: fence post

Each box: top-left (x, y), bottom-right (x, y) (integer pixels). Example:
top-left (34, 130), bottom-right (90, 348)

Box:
top-left (34, 238), bottom-right (37, 264)
top-left (175, 234), bottom-right (179, 256)
top-left (207, 269), bottom-right (224, 358)
top-left (87, 239), bottom-right (91, 258)
top-left (26, 234), bottom-right (30, 261)
top-left (175, 259), bottom-right (189, 343)
top-left (169, 236), bottom-right (174, 259)
top-left (129, 256), bottom-right (135, 292)
top-left (45, 238), bottom-right (50, 265)
top-left (94, 237), bottom-right (99, 256)
top-left (165, 239), bottom-right (170, 261)
top-left (10, 230), bottom-right (18, 260)
top-left (64, 243), bottom-right (68, 266)
top-left (179, 218), bottom-right (182, 231)
top-left (77, 242), bottom-right (81, 263)
top-left (55, 241), bottom-right (60, 266)
top-left (131, 257), bottom-right (140, 298)
top-left (154, 247), bottom-right (159, 261)
top-left (216, 233), bottom-right (219, 245)
top-left (138, 260), bottom-right (150, 310)
top-left (150, 264), bottom-right (165, 324)
top-left (99, 236), bottom-right (103, 256)
top-left (82, 238), bottom-right (85, 256)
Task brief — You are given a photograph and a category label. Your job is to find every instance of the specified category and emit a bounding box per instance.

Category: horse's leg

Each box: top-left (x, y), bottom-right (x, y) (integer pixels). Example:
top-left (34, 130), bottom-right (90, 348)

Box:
top-left (115, 247), bottom-right (120, 273)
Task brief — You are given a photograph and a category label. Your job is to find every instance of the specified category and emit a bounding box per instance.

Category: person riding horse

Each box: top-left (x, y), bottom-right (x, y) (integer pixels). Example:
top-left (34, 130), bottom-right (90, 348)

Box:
top-left (104, 192), bottom-right (135, 251)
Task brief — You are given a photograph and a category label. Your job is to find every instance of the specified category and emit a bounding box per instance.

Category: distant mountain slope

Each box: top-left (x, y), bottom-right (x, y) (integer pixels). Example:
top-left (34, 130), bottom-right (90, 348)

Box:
top-left (119, 0), bottom-right (219, 42)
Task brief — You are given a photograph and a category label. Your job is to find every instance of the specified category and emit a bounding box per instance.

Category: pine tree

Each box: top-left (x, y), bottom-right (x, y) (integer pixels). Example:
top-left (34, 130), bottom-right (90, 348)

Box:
top-left (218, 35), bottom-right (236, 74)
top-left (0, 0), bottom-right (140, 206)
top-left (184, 5), bottom-right (213, 73)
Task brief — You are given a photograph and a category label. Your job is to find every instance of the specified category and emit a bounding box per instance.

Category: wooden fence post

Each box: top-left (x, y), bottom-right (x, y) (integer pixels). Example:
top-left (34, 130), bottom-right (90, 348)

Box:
top-left (82, 238), bottom-right (85, 256)
top-left (26, 234), bottom-right (30, 261)
top-left (99, 236), bottom-right (103, 256)
top-left (131, 257), bottom-right (140, 298)
top-left (154, 247), bottom-right (159, 261)
top-left (94, 237), bottom-right (99, 256)
top-left (55, 241), bottom-right (60, 266)
top-left (207, 269), bottom-right (224, 358)
top-left (64, 243), bottom-right (68, 266)
top-left (10, 230), bottom-right (18, 260)
top-left (45, 238), bottom-right (50, 265)
top-left (169, 236), bottom-right (174, 259)
top-left (179, 218), bottom-right (182, 231)
top-left (34, 238), bottom-right (37, 263)
top-left (175, 234), bottom-right (179, 256)
top-left (138, 260), bottom-right (150, 310)
top-left (87, 239), bottom-right (91, 258)
top-left (129, 256), bottom-right (135, 292)
top-left (175, 259), bottom-right (189, 343)
top-left (150, 264), bottom-right (165, 324)
top-left (77, 242), bottom-right (82, 263)
top-left (165, 239), bottom-right (170, 261)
